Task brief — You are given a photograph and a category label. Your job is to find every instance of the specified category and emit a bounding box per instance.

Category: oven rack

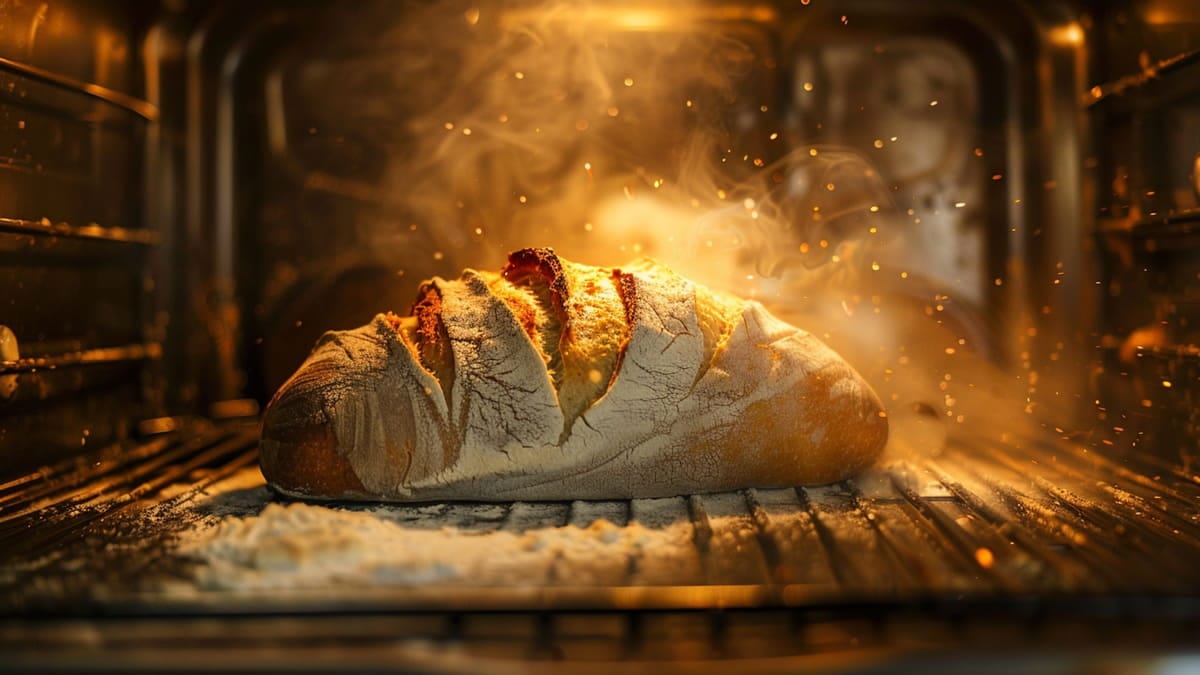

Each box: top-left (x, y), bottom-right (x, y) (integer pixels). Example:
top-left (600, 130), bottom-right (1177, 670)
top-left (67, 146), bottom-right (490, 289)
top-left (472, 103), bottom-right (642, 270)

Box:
top-left (1, 417), bottom-right (1199, 665)
top-left (0, 417), bottom-right (1197, 608)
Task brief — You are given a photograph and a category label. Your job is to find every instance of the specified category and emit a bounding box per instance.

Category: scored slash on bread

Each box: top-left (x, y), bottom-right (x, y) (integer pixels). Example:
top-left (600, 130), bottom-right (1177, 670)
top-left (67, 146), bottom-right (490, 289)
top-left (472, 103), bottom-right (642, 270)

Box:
top-left (502, 248), bottom-right (632, 440)
top-left (260, 247), bottom-right (888, 501)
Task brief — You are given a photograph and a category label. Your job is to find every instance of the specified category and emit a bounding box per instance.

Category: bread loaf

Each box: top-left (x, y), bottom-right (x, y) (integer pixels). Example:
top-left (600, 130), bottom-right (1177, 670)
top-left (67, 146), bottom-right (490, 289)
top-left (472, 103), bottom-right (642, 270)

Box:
top-left (259, 248), bottom-right (888, 501)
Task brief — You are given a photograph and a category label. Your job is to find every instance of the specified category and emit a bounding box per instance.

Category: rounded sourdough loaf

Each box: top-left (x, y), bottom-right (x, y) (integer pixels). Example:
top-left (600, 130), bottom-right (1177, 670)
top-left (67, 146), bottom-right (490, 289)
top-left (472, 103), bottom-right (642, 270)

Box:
top-left (260, 247), bottom-right (888, 501)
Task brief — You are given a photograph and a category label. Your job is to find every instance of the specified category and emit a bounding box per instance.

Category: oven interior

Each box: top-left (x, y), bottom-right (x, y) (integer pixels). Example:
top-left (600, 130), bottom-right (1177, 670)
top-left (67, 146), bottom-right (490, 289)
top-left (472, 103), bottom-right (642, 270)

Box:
top-left (2, 0), bottom-right (1200, 670)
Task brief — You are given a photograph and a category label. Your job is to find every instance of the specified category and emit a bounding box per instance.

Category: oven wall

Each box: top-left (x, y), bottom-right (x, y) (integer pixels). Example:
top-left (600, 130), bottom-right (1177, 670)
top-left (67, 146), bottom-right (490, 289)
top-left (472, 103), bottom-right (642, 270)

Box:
top-left (0, 0), bottom-right (158, 479)
top-left (1088, 0), bottom-right (1200, 462)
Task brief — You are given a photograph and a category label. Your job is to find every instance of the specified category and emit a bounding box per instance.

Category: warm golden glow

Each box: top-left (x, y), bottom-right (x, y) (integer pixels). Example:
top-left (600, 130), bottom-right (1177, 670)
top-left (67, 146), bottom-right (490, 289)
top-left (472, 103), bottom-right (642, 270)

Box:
top-left (607, 9), bottom-right (671, 31)
top-left (1048, 22), bottom-right (1084, 47)
top-left (500, 4), bottom-right (778, 31)
top-left (1143, 9), bottom-right (1175, 25)
top-left (1141, 0), bottom-right (1200, 26)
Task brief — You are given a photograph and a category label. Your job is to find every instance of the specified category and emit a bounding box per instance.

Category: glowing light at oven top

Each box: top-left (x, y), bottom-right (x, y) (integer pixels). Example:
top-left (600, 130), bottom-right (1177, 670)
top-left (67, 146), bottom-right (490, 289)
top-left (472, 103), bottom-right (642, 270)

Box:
top-left (1048, 22), bottom-right (1084, 47)
top-left (497, 5), bottom-right (778, 31)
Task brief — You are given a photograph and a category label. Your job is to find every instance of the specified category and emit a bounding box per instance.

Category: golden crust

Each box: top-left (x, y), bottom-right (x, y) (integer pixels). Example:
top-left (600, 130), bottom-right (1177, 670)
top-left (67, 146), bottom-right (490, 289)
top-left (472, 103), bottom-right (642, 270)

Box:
top-left (260, 418), bottom-right (366, 499)
top-left (712, 362), bottom-right (888, 488)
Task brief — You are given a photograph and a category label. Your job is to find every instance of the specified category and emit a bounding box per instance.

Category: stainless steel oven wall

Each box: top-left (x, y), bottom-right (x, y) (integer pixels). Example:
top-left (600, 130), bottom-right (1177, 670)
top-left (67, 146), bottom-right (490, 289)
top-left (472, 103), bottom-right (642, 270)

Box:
top-left (0, 0), bottom-right (157, 479)
top-left (778, 2), bottom-right (1093, 430)
top-left (144, 2), bottom-right (423, 411)
top-left (143, 0), bottom-right (284, 417)
top-left (1089, 0), bottom-right (1200, 463)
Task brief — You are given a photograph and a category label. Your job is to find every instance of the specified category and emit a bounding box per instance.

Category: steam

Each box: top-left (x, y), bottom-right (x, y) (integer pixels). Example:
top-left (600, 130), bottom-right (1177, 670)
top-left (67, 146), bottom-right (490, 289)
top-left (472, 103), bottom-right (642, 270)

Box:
top-left (373, 0), bottom-right (906, 287)
top-left (375, 0), bottom-right (779, 270)
top-left (364, 0), bottom-right (1060, 459)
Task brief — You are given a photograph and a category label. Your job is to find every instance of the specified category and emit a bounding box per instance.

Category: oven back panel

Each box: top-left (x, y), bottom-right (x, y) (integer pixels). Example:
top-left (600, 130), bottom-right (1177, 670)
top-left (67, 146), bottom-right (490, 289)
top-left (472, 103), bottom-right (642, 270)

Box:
top-left (206, 0), bottom-right (1093, 428)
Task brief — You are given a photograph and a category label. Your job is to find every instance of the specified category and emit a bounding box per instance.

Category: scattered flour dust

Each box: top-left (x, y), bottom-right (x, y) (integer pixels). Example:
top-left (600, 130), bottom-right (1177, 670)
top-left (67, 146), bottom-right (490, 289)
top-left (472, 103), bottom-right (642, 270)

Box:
top-left (175, 474), bottom-right (694, 591)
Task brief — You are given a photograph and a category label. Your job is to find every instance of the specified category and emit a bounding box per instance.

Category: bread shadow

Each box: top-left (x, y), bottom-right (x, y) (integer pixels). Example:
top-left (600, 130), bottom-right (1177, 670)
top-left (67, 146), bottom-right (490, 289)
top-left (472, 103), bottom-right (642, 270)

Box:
top-left (190, 486), bottom-right (688, 533)
top-left (188, 485), bottom-right (275, 519)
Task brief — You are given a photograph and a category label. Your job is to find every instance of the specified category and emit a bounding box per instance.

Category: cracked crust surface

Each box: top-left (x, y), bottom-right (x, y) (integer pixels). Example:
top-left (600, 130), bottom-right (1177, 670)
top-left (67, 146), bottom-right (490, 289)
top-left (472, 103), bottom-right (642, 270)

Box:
top-left (260, 248), bottom-right (888, 500)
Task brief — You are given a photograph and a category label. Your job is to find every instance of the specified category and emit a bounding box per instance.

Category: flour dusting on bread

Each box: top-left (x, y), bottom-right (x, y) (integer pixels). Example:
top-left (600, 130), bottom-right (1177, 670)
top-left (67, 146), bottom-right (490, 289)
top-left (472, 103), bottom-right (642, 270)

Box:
top-left (260, 248), bottom-right (888, 500)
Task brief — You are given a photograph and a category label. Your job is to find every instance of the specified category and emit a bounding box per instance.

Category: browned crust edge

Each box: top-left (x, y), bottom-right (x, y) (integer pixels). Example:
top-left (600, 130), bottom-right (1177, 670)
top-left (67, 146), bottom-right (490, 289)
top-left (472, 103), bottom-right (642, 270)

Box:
top-left (259, 417), bottom-right (367, 499)
top-left (503, 247), bottom-right (570, 315)
top-left (410, 282), bottom-right (455, 408)
top-left (502, 247), bottom-right (572, 349)
top-left (605, 269), bottom-right (640, 392)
